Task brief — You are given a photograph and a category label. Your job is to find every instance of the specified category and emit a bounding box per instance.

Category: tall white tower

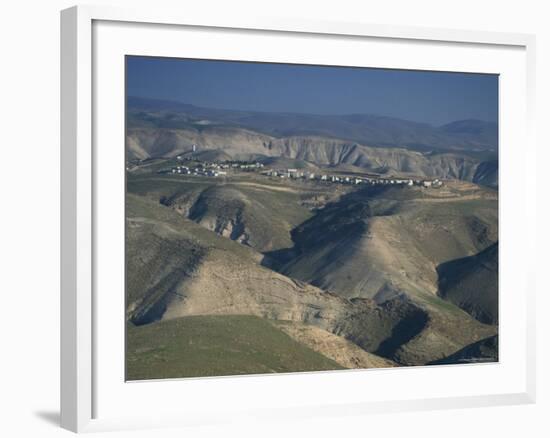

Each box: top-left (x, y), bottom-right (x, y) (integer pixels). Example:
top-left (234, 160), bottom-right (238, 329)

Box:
top-left (192, 144), bottom-right (196, 152)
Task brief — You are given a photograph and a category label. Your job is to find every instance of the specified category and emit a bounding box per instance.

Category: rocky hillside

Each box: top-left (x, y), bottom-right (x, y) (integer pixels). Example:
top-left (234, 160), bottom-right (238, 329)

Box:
top-left (125, 99), bottom-right (499, 378)
top-left (127, 125), bottom-right (273, 160)
top-left (128, 176), bottom-right (320, 253)
top-left (270, 182), bottom-right (498, 302)
top-left (127, 124), bottom-right (498, 187)
top-left (126, 191), bottom-right (496, 366)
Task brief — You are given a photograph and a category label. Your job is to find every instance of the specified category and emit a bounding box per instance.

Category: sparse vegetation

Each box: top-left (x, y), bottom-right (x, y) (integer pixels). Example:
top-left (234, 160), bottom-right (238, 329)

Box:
top-left (125, 97), bottom-right (499, 378)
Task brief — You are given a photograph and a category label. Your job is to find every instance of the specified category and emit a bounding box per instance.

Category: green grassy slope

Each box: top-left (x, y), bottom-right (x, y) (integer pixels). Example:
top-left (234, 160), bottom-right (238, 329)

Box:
top-left (127, 315), bottom-right (344, 380)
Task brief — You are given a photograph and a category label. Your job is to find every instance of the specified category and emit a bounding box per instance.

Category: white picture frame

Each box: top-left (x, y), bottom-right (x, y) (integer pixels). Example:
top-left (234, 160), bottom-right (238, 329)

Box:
top-left (60, 4), bottom-right (536, 433)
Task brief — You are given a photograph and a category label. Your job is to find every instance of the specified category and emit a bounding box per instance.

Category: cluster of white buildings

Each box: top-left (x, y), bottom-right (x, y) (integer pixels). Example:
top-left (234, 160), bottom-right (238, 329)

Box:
top-left (160, 158), bottom-right (443, 187)
top-left (169, 165), bottom-right (227, 178)
top-left (176, 157), bottom-right (231, 170)
top-left (162, 158), bottom-right (267, 178)
top-left (264, 168), bottom-right (311, 179)
top-left (262, 168), bottom-right (442, 188)
top-left (175, 157), bottom-right (265, 171)
top-left (229, 162), bottom-right (265, 170)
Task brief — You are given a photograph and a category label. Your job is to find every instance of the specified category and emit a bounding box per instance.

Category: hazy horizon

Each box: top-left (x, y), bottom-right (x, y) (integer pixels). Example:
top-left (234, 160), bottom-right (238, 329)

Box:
top-left (127, 56), bottom-right (498, 126)
top-left (127, 95), bottom-right (499, 128)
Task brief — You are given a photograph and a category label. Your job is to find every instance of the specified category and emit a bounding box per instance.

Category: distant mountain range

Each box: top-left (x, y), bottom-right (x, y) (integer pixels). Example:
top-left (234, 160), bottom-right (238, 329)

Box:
top-left (127, 96), bottom-right (498, 152)
top-left (126, 96), bottom-right (498, 187)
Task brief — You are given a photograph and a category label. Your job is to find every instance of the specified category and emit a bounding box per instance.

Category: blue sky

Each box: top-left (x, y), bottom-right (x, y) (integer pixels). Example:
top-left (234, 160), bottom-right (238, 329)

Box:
top-left (126, 56), bottom-right (498, 126)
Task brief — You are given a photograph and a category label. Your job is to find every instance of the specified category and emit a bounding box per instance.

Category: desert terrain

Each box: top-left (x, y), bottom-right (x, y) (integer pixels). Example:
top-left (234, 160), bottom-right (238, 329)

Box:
top-left (125, 98), bottom-right (498, 379)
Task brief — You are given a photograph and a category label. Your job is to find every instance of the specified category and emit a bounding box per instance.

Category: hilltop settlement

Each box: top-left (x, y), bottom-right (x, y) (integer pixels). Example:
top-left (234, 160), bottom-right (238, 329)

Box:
top-left (129, 154), bottom-right (444, 189)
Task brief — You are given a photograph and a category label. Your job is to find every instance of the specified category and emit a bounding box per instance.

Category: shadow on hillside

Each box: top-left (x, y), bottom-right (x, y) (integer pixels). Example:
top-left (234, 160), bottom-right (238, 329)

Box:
top-left (261, 184), bottom-right (395, 271)
top-left (374, 306), bottom-right (430, 359)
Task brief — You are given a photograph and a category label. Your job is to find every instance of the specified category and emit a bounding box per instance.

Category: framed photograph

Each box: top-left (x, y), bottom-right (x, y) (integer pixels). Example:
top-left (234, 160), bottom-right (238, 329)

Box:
top-left (61, 5), bottom-right (536, 433)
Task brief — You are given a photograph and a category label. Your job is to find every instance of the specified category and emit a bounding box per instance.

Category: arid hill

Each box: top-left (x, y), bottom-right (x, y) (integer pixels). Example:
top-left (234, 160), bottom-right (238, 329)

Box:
top-left (127, 178), bottom-right (497, 367)
top-left (437, 243), bottom-right (499, 324)
top-left (128, 125), bottom-right (497, 187)
top-left (125, 98), bottom-right (499, 379)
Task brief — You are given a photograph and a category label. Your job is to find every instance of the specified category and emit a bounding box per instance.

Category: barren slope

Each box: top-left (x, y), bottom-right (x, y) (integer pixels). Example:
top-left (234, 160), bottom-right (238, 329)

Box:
top-left (127, 193), bottom-right (496, 365)
top-left (128, 172), bottom-right (352, 253)
top-left (272, 321), bottom-right (397, 369)
top-left (274, 182), bottom-right (498, 302)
